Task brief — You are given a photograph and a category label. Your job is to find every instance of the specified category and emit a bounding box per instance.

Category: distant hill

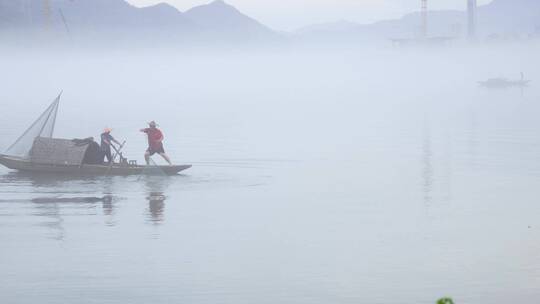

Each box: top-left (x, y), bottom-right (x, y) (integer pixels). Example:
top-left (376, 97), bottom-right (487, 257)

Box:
top-left (185, 0), bottom-right (272, 35)
top-left (184, 0), bottom-right (276, 42)
top-left (1, 0), bottom-right (537, 45)
top-left (0, 0), bottom-right (277, 42)
top-left (478, 0), bottom-right (540, 35)
top-left (296, 0), bottom-right (540, 43)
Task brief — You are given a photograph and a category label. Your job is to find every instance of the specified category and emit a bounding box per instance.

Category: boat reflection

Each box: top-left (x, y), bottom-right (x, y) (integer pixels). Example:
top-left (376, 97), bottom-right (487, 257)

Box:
top-left (422, 119), bottom-right (433, 206)
top-left (0, 170), bottom-right (179, 229)
top-left (0, 171), bottom-right (121, 232)
top-left (31, 200), bottom-right (66, 241)
top-left (143, 176), bottom-right (171, 225)
top-left (101, 179), bottom-right (117, 225)
top-left (102, 198), bottom-right (115, 216)
top-left (0, 171), bottom-right (101, 187)
top-left (147, 192), bottom-right (166, 223)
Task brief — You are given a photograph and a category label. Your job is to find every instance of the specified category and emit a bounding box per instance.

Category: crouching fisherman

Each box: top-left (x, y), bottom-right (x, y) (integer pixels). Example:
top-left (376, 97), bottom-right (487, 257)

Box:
top-left (140, 121), bottom-right (172, 165)
top-left (101, 128), bottom-right (121, 164)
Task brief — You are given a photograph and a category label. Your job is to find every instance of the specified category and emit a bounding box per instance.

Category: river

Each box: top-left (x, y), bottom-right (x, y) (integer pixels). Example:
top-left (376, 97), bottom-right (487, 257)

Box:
top-left (1, 44), bottom-right (539, 303)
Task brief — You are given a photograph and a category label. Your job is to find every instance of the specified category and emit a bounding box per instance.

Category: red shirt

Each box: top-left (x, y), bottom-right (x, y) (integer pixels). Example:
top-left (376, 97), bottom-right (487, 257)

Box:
top-left (143, 128), bottom-right (163, 149)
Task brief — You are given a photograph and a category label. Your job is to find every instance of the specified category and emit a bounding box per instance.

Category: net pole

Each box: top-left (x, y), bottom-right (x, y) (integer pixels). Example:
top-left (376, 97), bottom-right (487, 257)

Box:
top-left (47, 92), bottom-right (61, 137)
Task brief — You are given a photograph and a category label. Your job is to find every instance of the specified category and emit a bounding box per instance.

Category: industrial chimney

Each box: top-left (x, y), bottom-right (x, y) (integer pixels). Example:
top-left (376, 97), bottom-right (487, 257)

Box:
top-left (43, 0), bottom-right (51, 29)
top-left (421, 0), bottom-right (428, 39)
top-left (467, 0), bottom-right (477, 39)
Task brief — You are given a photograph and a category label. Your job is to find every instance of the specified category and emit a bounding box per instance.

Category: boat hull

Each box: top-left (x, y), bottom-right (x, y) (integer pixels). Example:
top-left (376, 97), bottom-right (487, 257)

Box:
top-left (479, 79), bottom-right (531, 88)
top-left (0, 155), bottom-right (191, 176)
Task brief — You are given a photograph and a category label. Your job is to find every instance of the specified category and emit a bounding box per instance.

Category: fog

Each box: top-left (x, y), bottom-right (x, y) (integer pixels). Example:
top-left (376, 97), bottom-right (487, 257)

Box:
top-left (1, 40), bottom-right (540, 303)
top-left (2, 42), bottom-right (539, 159)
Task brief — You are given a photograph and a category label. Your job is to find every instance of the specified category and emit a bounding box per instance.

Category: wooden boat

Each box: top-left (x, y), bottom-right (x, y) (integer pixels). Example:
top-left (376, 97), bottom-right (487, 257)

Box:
top-left (1, 93), bottom-right (191, 176)
top-left (0, 153), bottom-right (191, 176)
top-left (479, 73), bottom-right (531, 88)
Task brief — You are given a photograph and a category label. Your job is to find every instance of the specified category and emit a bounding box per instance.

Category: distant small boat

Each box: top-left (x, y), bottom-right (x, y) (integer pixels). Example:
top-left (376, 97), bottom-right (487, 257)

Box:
top-left (1, 93), bottom-right (191, 176)
top-left (479, 73), bottom-right (531, 88)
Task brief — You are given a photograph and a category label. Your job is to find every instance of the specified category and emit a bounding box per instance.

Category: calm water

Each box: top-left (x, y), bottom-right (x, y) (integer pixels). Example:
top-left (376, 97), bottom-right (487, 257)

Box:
top-left (1, 45), bottom-right (540, 303)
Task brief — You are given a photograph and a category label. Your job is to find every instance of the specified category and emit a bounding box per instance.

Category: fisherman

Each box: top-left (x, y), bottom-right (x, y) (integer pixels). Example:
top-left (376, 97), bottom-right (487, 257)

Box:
top-left (140, 121), bottom-right (172, 165)
top-left (100, 128), bottom-right (121, 164)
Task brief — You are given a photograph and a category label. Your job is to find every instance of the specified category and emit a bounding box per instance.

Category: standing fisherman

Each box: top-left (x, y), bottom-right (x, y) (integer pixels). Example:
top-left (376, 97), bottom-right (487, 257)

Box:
top-left (100, 128), bottom-right (120, 164)
top-left (140, 121), bottom-right (172, 165)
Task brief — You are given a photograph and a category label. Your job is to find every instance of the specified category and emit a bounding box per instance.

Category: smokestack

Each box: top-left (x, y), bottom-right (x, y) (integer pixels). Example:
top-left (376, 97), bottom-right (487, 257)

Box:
top-left (43, 0), bottom-right (51, 29)
top-left (467, 0), bottom-right (477, 40)
top-left (421, 0), bottom-right (428, 39)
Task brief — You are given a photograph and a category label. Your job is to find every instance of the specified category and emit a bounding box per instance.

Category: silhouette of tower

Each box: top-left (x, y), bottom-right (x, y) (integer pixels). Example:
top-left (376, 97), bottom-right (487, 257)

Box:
top-left (43, 0), bottom-right (51, 29)
top-left (467, 0), bottom-right (477, 40)
top-left (421, 0), bottom-right (428, 38)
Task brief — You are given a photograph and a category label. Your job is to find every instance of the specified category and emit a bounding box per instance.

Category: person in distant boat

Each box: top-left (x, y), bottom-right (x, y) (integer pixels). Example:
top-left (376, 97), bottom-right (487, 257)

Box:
top-left (100, 128), bottom-right (120, 164)
top-left (140, 121), bottom-right (172, 165)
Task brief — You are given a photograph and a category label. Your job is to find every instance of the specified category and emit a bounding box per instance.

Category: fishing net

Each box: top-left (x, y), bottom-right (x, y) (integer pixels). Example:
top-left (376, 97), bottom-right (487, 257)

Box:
top-left (5, 93), bottom-right (61, 158)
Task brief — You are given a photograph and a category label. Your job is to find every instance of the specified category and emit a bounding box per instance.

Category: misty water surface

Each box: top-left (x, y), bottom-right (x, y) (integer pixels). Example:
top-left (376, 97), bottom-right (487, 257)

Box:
top-left (1, 44), bottom-right (540, 304)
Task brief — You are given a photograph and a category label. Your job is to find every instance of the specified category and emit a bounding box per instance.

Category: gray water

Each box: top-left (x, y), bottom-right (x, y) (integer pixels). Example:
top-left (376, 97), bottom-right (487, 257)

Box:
top-left (1, 44), bottom-right (540, 304)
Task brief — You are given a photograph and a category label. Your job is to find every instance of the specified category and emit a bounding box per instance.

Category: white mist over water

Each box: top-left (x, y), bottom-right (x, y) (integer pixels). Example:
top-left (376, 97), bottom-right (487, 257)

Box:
top-left (1, 43), bottom-right (540, 303)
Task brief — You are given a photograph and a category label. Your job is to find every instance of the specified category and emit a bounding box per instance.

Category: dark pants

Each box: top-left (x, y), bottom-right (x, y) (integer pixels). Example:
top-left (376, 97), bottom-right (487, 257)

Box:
top-left (147, 143), bottom-right (165, 156)
top-left (103, 147), bottom-right (112, 163)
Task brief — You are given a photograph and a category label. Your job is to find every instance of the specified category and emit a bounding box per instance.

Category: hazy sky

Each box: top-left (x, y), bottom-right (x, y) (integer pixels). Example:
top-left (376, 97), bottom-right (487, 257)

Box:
top-left (126, 0), bottom-right (493, 31)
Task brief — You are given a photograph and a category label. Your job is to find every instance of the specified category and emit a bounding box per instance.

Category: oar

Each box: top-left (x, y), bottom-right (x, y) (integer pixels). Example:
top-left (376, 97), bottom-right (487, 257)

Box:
top-left (111, 141), bottom-right (126, 163)
top-left (105, 140), bottom-right (126, 175)
top-left (110, 141), bottom-right (126, 162)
